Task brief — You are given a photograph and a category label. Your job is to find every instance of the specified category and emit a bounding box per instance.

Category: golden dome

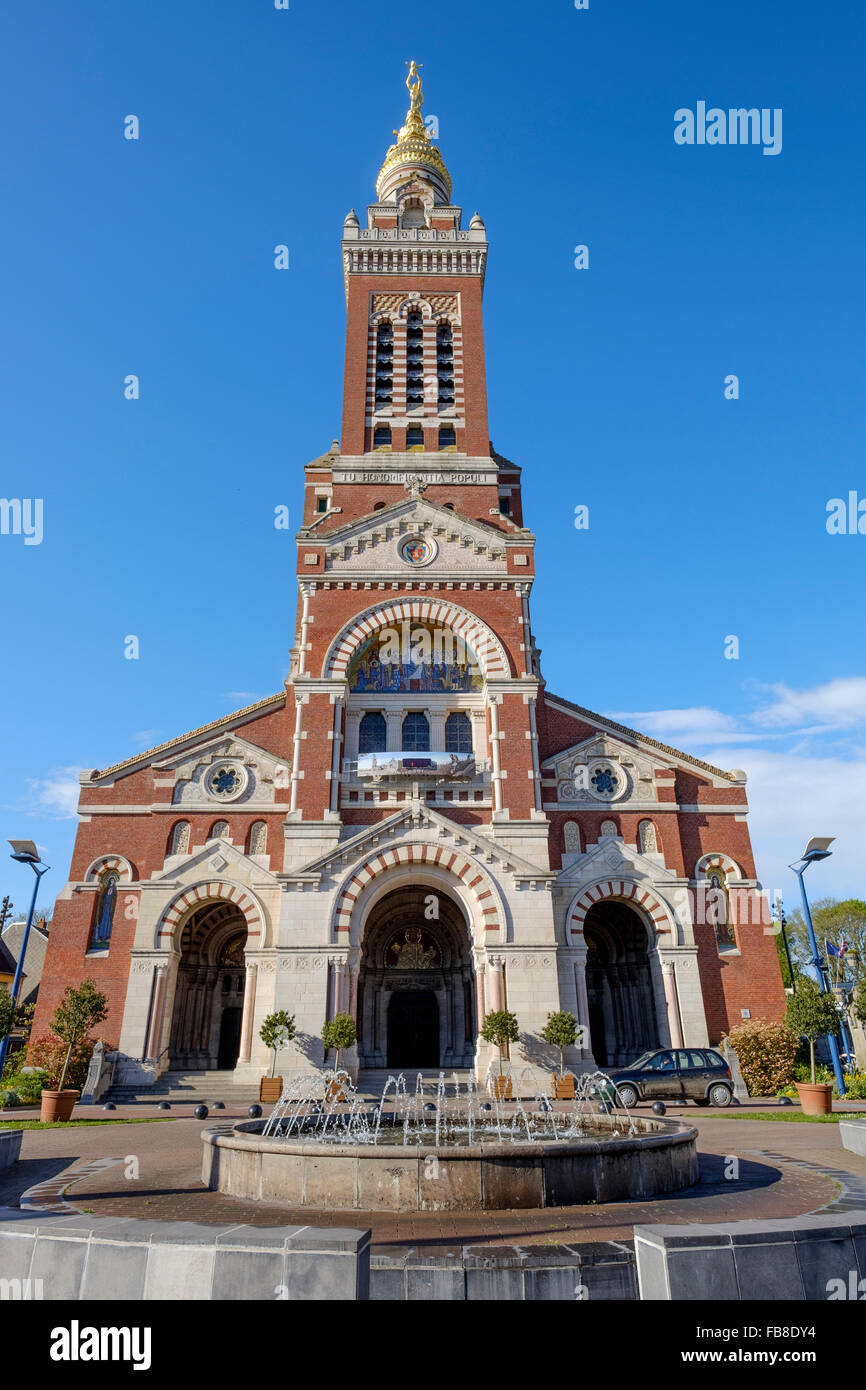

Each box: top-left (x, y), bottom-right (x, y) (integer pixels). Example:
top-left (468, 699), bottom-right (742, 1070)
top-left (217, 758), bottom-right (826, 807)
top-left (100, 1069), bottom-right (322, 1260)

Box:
top-left (375, 60), bottom-right (452, 204)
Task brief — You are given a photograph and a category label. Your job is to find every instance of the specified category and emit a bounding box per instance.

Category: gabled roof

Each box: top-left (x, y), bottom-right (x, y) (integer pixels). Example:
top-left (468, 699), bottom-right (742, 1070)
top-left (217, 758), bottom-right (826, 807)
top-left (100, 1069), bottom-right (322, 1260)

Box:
top-left (298, 492), bottom-right (533, 547)
top-left (542, 692), bottom-right (738, 784)
top-left (87, 693), bottom-right (286, 783)
top-left (286, 802), bottom-right (556, 883)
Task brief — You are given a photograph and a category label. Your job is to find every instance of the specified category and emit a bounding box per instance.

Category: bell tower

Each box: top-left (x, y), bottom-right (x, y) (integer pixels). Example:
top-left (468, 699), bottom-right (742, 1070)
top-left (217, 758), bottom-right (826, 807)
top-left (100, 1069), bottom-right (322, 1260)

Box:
top-left (289, 62), bottom-right (548, 871)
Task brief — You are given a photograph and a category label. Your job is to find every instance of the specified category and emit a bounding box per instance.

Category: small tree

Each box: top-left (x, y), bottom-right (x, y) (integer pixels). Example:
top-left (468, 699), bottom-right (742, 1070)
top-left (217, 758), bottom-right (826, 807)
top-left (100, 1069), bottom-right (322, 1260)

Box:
top-left (480, 1009), bottom-right (519, 1075)
top-left (540, 1011), bottom-right (578, 1077)
top-left (0, 986), bottom-right (13, 1044)
top-left (853, 981), bottom-right (866, 1026)
top-left (321, 1013), bottom-right (357, 1072)
top-left (51, 979), bottom-right (108, 1092)
top-left (785, 978), bottom-right (842, 1085)
top-left (259, 1011), bottom-right (296, 1077)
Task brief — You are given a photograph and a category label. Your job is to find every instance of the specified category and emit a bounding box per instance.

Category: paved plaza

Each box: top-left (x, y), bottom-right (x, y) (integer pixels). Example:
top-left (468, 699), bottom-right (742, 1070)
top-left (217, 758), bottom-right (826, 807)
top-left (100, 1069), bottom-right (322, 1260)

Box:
top-left (3, 1101), bottom-right (866, 1250)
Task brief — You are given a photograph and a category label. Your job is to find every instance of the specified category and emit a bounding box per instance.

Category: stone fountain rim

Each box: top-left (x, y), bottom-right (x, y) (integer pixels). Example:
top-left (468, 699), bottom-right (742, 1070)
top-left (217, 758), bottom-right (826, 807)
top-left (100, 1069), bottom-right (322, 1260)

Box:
top-left (214, 1114), bottom-right (699, 1161)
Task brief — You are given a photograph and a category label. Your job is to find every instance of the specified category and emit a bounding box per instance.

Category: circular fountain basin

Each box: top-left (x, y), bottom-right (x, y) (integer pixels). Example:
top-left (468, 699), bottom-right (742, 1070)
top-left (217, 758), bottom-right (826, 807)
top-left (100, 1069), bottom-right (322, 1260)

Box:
top-left (202, 1113), bottom-right (699, 1211)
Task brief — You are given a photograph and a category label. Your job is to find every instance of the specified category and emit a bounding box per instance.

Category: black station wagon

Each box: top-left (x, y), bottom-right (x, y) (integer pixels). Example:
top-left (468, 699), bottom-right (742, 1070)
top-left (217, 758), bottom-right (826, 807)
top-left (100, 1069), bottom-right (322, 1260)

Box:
top-left (595, 1048), bottom-right (734, 1109)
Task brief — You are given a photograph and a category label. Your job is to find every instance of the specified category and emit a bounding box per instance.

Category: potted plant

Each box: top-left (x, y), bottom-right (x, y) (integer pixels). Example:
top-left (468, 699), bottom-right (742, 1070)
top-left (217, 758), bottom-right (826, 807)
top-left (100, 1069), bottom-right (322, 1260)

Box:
top-left (480, 1009), bottom-right (519, 1099)
top-left (541, 1011), bottom-right (579, 1099)
top-left (786, 979), bottom-right (843, 1115)
top-left (258, 1011), bottom-right (296, 1103)
top-left (40, 979), bottom-right (108, 1123)
top-left (321, 1013), bottom-right (357, 1101)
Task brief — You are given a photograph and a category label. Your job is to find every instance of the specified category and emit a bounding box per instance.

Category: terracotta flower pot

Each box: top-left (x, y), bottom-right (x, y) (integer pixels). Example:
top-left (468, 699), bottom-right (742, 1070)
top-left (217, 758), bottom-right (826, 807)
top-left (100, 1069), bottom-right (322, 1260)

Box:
top-left (795, 1081), bottom-right (833, 1116)
top-left (325, 1080), bottom-right (348, 1104)
top-left (40, 1089), bottom-right (80, 1123)
top-left (259, 1076), bottom-right (283, 1104)
top-left (491, 1075), bottom-right (513, 1100)
top-left (552, 1073), bottom-right (575, 1101)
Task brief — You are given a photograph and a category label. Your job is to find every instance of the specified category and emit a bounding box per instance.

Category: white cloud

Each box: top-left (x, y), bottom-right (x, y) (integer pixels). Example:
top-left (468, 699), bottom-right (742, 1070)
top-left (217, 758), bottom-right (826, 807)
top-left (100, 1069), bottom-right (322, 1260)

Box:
top-left (27, 768), bottom-right (83, 820)
top-left (700, 746), bottom-right (866, 902)
top-left (752, 677), bottom-right (866, 729)
top-left (612, 706), bottom-right (750, 747)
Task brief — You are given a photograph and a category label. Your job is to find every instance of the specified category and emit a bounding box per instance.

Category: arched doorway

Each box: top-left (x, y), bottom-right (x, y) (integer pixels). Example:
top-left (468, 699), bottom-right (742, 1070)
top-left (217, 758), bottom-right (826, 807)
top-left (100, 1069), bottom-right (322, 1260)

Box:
top-left (584, 900), bottom-right (661, 1068)
top-left (168, 902), bottom-right (248, 1071)
top-left (357, 886), bottom-right (475, 1069)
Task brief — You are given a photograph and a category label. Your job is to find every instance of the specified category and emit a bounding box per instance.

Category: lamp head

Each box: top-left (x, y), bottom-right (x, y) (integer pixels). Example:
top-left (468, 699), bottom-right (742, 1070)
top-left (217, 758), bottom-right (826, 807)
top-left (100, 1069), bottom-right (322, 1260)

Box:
top-left (801, 836), bottom-right (835, 865)
top-left (8, 839), bottom-right (41, 865)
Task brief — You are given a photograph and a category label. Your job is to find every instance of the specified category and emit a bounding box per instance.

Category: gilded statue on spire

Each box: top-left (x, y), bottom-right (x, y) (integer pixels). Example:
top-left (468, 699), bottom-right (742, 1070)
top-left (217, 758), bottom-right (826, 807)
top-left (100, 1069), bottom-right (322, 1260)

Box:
top-left (406, 60), bottom-right (423, 115)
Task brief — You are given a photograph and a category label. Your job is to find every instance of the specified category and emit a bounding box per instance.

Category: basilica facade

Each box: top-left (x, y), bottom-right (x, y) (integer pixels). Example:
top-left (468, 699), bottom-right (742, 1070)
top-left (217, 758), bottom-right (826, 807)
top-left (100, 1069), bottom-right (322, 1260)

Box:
top-left (33, 66), bottom-right (786, 1089)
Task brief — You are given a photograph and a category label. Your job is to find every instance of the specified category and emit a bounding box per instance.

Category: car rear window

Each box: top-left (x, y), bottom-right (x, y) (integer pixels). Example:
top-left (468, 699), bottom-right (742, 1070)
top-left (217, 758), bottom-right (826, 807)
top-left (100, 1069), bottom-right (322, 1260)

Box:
top-left (704, 1051), bottom-right (726, 1067)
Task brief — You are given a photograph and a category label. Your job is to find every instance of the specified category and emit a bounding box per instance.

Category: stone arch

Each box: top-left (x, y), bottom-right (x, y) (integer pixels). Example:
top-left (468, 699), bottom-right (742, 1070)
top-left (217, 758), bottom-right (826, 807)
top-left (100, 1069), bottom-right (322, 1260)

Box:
top-left (567, 878), bottom-right (677, 942)
top-left (694, 851), bottom-right (744, 881)
top-left (84, 854), bottom-right (135, 884)
top-left (156, 881), bottom-right (269, 950)
top-left (323, 599), bottom-right (511, 680)
top-left (396, 295), bottom-right (435, 321)
top-left (331, 842), bottom-right (505, 944)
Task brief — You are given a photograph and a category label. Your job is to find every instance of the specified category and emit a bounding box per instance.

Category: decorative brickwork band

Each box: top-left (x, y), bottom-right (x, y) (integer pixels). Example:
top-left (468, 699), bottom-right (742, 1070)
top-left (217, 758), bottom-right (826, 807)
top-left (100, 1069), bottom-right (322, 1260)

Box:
top-left (156, 882), bottom-right (264, 946)
top-left (332, 842), bottom-right (503, 940)
top-left (568, 879), bottom-right (674, 937)
top-left (323, 599), bottom-right (511, 680)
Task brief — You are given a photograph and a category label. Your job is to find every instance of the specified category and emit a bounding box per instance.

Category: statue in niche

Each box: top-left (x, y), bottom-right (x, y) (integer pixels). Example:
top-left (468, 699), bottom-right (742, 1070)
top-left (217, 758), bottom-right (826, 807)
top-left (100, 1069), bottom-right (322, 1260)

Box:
top-left (388, 926), bottom-right (438, 970)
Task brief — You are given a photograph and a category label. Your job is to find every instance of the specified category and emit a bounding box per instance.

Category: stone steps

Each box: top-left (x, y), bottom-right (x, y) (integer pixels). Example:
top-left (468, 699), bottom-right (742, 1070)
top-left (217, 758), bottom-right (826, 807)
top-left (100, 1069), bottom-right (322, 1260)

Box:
top-left (105, 1070), bottom-right (261, 1105)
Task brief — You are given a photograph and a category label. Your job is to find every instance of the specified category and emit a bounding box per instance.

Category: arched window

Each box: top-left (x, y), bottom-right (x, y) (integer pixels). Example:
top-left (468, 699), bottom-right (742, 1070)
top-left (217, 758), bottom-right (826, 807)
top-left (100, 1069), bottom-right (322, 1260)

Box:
top-left (445, 712), bottom-right (473, 753)
top-left (402, 712), bottom-right (430, 752)
top-left (708, 870), bottom-right (737, 952)
top-left (439, 426), bottom-right (457, 450)
top-left (401, 197), bottom-right (426, 228)
top-left (89, 870), bottom-right (119, 950)
top-left (405, 312), bottom-right (424, 406)
top-left (374, 424), bottom-right (392, 450)
top-left (436, 322), bottom-right (455, 406)
top-left (374, 322), bottom-right (393, 406)
top-left (248, 821), bottom-right (267, 855)
top-left (638, 820), bottom-right (658, 854)
top-left (209, 821), bottom-right (229, 841)
top-left (359, 712), bottom-right (387, 754)
top-left (600, 820), bottom-right (618, 837)
top-left (406, 424), bottom-right (425, 450)
top-left (563, 821), bottom-right (581, 855)
top-left (373, 501), bottom-right (386, 511)
top-left (169, 820), bottom-right (190, 855)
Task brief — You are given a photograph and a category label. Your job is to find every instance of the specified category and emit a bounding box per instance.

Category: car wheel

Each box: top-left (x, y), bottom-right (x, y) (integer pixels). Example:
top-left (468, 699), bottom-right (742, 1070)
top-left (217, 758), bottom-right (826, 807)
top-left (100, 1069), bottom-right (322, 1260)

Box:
top-left (616, 1083), bottom-right (639, 1109)
top-left (709, 1083), bottom-right (732, 1107)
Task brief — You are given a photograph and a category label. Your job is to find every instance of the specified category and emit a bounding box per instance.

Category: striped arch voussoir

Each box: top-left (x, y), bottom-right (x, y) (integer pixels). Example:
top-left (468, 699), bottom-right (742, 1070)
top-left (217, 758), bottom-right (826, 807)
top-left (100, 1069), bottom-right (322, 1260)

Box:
top-left (157, 883), bottom-right (263, 945)
top-left (333, 843), bottom-right (502, 938)
top-left (84, 855), bottom-right (134, 884)
top-left (569, 880), bottom-right (672, 937)
top-left (325, 601), bottom-right (510, 680)
top-left (694, 852), bottom-right (743, 881)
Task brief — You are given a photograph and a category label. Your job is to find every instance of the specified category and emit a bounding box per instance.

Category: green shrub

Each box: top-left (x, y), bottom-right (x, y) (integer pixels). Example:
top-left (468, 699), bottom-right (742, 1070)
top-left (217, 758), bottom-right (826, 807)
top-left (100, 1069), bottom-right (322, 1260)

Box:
top-left (259, 1011), bottom-right (296, 1077)
top-left (480, 1009), bottom-right (520, 1075)
top-left (321, 1013), bottom-right (357, 1070)
top-left (722, 1018), bottom-right (799, 1097)
top-left (540, 1011), bottom-right (578, 1075)
top-left (0, 1090), bottom-right (21, 1108)
top-left (786, 979), bottom-right (843, 1084)
top-left (27, 1035), bottom-right (95, 1092)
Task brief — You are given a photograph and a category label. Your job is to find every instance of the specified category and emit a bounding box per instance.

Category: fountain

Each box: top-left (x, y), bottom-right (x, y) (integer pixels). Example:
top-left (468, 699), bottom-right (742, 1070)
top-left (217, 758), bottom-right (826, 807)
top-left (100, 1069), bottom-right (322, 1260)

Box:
top-left (201, 1068), bottom-right (699, 1212)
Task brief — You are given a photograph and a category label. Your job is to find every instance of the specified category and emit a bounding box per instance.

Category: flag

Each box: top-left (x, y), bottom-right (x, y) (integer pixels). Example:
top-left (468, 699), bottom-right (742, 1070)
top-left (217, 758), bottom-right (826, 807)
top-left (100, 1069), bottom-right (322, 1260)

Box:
top-left (826, 939), bottom-right (841, 958)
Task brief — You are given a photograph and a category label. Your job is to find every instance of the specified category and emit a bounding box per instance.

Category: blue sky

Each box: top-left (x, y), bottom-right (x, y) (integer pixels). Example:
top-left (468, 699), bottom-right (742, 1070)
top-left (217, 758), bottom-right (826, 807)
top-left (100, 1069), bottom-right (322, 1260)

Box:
top-left (1, 0), bottom-right (864, 916)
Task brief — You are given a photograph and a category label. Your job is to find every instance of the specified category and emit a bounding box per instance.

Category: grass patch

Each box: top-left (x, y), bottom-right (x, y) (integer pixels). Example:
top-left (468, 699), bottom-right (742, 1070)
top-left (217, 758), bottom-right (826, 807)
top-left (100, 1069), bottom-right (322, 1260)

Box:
top-left (0, 1117), bottom-right (175, 1130)
top-left (713, 1111), bottom-right (862, 1124)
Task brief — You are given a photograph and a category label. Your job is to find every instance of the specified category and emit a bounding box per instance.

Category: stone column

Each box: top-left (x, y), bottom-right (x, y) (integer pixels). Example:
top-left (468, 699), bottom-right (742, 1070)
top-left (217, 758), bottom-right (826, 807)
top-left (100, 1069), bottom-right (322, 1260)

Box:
top-left (385, 711), bottom-right (403, 752)
top-left (573, 953), bottom-right (591, 1057)
top-left (475, 963), bottom-right (486, 1026)
top-left (329, 958), bottom-right (346, 1018)
top-left (488, 697), bottom-right (503, 814)
top-left (289, 694), bottom-right (305, 815)
top-left (145, 964), bottom-right (168, 1062)
top-left (238, 963), bottom-right (258, 1063)
top-left (487, 955), bottom-right (504, 1012)
top-left (329, 696), bottom-right (344, 814)
top-left (662, 961), bottom-right (684, 1049)
top-left (429, 711), bottom-right (446, 749)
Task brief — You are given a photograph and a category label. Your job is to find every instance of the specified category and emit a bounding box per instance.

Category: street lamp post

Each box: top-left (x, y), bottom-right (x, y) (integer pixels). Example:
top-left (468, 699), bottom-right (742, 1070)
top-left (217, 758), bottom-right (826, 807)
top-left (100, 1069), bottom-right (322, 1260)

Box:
top-left (0, 841), bottom-right (50, 1078)
top-left (789, 837), bottom-right (846, 1097)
